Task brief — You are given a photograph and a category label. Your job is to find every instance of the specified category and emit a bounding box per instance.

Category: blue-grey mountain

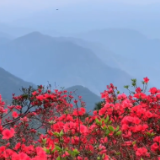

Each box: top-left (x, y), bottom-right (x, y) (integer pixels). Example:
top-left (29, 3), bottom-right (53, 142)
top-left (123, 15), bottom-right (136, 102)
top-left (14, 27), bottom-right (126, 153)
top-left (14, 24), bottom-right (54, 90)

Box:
top-left (0, 32), bottom-right (132, 95)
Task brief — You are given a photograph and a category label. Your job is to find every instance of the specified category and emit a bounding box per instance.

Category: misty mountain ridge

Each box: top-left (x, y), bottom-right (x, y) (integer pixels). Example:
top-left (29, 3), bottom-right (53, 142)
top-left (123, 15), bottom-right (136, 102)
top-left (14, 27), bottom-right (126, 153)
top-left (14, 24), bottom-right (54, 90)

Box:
top-left (0, 31), bottom-right (132, 95)
top-left (75, 28), bottom-right (159, 88)
top-left (0, 67), bottom-right (35, 100)
top-left (36, 32), bottom-right (155, 88)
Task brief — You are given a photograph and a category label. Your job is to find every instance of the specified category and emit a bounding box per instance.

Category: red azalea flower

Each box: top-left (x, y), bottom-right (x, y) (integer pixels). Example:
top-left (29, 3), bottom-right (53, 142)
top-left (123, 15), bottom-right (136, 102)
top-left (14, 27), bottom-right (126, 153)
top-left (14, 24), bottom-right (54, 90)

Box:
top-left (12, 111), bottom-right (18, 118)
top-left (143, 77), bottom-right (149, 83)
top-left (2, 128), bottom-right (15, 140)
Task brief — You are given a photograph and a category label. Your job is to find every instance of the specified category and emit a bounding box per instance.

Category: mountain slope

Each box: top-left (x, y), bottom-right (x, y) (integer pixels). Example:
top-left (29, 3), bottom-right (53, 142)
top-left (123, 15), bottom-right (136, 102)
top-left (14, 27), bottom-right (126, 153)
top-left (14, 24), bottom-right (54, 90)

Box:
top-left (65, 85), bottom-right (101, 112)
top-left (0, 67), bottom-right (35, 100)
top-left (51, 36), bottom-right (154, 87)
top-left (0, 32), bottom-right (12, 45)
top-left (51, 36), bottom-right (128, 70)
top-left (76, 28), bottom-right (148, 57)
top-left (76, 28), bottom-right (159, 87)
top-left (0, 32), bottom-right (132, 94)
top-left (0, 37), bottom-right (10, 45)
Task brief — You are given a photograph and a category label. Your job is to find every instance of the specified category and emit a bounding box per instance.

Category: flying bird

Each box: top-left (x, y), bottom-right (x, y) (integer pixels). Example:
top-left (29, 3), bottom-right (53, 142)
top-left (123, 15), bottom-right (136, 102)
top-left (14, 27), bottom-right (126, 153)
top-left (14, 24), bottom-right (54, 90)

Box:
top-left (56, 9), bottom-right (59, 10)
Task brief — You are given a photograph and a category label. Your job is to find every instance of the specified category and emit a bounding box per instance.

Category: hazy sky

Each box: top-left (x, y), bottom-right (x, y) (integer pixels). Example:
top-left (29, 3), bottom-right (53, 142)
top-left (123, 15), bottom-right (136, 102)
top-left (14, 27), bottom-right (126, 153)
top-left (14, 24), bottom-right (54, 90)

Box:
top-left (0, 0), bottom-right (82, 11)
top-left (0, 0), bottom-right (160, 23)
top-left (0, 0), bottom-right (160, 11)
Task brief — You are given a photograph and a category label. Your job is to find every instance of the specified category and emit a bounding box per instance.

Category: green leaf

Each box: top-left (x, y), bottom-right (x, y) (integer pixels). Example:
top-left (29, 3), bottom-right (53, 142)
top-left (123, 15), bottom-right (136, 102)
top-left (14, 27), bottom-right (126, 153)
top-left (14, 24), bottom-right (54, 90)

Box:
top-left (102, 125), bottom-right (107, 130)
top-left (105, 129), bottom-right (110, 136)
top-left (146, 132), bottom-right (155, 137)
top-left (53, 132), bottom-right (59, 137)
top-left (115, 152), bottom-right (121, 155)
top-left (101, 118), bottom-right (104, 121)
top-left (105, 116), bottom-right (109, 124)
top-left (95, 118), bottom-right (99, 123)
top-left (115, 131), bottom-right (122, 136)
top-left (73, 149), bottom-right (79, 156)
top-left (42, 138), bottom-right (47, 145)
top-left (97, 157), bottom-right (101, 160)
top-left (132, 83), bottom-right (136, 87)
top-left (64, 110), bottom-right (69, 114)
top-left (56, 156), bottom-right (61, 160)
top-left (108, 125), bottom-right (114, 132)
top-left (132, 141), bottom-right (136, 145)
top-left (108, 120), bottom-right (112, 124)
top-left (51, 149), bottom-right (56, 154)
top-left (146, 132), bottom-right (151, 136)
top-left (55, 145), bottom-right (62, 152)
top-left (43, 148), bottom-right (50, 154)
top-left (115, 126), bottom-right (120, 132)
top-left (49, 120), bottom-right (54, 124)
top-left (131, 79), bottom-right (137, 82)
top-left (59, 130), bottom-right (64, 136)
top-left (131, 79), bottom-right (137, 87)
top-left (124, 85), bottom-right (129, 89)
top-left (95, 118), bottom-right (101, 125)
top-left (151, 133), bottom-right (156, 136)
top-left (67, 150), bottom-right (72, 155)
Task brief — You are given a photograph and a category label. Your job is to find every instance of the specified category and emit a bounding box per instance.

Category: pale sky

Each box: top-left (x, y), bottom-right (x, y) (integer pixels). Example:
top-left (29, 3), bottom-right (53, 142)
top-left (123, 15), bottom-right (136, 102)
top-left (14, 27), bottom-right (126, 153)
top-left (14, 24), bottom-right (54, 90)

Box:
top-left (0, 0), bottom-right (82, 11)
top-left (0, 0), bottom-right (160, 23)
top-left (0, 0), bottom-right (160, 11)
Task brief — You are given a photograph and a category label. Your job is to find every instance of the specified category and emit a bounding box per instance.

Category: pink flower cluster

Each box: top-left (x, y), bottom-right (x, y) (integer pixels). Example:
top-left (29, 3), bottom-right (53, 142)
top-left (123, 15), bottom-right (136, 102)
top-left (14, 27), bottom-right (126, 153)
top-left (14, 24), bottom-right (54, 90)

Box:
top-left (0, 77), bottom-right (160, 159)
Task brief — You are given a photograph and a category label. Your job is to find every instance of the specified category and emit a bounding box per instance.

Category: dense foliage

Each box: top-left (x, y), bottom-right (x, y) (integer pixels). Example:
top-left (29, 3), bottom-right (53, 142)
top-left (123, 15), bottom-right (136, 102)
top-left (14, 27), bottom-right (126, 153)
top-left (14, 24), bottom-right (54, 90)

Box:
top-left (1, 77), bottom-right (160, 160)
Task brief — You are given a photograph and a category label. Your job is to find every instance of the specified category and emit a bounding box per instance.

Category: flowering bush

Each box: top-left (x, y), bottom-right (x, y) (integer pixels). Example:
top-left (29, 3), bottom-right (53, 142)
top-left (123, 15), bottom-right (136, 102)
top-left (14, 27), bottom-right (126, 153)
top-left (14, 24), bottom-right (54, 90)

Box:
top-left (0, 77), bottom-right (160, 159)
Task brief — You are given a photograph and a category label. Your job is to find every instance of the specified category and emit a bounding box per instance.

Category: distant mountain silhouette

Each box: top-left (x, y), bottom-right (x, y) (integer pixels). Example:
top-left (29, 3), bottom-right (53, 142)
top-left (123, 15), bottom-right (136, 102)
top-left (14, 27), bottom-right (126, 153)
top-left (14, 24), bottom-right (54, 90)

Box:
top-left (0, 32), bottom-right (132, 94)
top-left (0, 67), bottom-right (35, 100)
top-left (54, 35), bottom-right (155, 89)
top-left (76, 28), bottom-right (159, 88)
top-left (51, 36), bottom-right (125, 70)
top-left (65, 85), bottom-right (101, 112)
top-left (76, 28), bottom-right (148, 57)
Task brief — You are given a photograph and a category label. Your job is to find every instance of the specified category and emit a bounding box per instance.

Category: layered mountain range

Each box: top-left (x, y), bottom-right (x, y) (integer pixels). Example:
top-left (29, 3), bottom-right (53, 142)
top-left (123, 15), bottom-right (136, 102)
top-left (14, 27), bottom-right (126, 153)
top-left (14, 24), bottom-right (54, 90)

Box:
top-left (0, 31), bottom-right (132, 95)
top-left (0, 26), bottom-right (157, 110)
